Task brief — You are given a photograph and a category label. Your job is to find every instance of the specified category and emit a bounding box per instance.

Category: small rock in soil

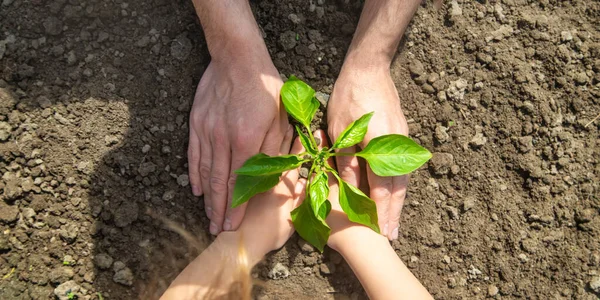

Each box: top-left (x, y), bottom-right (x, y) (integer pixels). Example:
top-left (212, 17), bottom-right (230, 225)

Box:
top-left (315, 92), bottom-right (329, 107)
top-left (299, 167), bottom-right (309, 178)
top-left (0, 202), bottom-right (19, 224)
top-left (589, 276), bottom-right (600, 293)
top-left (138, 162), bottom-right (156, 177)
top-left (113, 201), bottom-right (139, 227)
top-left (430, 153), bottom-right (454, 175)
top-left (142, 144), bottom-right (151, 153)
top-left (297, 238), bottom-right (315, 253)
top-left (470, 132), bottom-right (487, 148)
top-left (43, 16), bottom-right (63, 35)
top-left (95, 253), bottom-right (114, 270)
top-left (446, 78), bottom-right (468, 101)
top-left (162, 190), bottom-right (176, 201)
top-left (409, 60), bottom-right (425, 77)
top-left (279, 31), bottom-right (297, 50)
top-left (113, 267), bottom-right (134, 286)
top-left (450, 0), bottom-right (462, 16)
top-left (462, 197), bottom-right (476, 212)
top-left (0, 121), bottom-right (12, 141)
top-left (54, 280), bottom-right (80, 300)
top-left (320, 262), bottom-right (335, 275)
top-left (268, 262), bottom-right (290, 280)
top-left (59, 224), bottom-right (79, 244)
top-left (177, 174), bottom-right (189, 187)
top-left (488, 285), bottom-right (499, 297)
top-left (49, 266), bottom-right (75, 284)
top-left (171, 33), bottom-right (192, 61)
top-left (434, 125), bottom-right (450, 143)
top-left (104, 135), bottom-right (119, 146)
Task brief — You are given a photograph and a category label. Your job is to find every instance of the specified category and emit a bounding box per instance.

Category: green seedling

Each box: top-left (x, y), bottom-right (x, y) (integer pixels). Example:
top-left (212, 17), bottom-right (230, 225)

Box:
top-left (67, 291), bottom-right (76, 299)
top-left (232, 76), bottom-right (432, 251)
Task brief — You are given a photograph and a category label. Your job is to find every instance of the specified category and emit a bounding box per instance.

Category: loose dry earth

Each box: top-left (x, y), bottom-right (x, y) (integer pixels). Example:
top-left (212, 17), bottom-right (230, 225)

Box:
top-left (1, 0), bottom-right (599, 299)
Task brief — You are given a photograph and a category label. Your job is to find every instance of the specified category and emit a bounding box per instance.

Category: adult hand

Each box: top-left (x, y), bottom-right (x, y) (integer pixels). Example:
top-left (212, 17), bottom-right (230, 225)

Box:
top-left (328, 66), bottom-right (409, 241)
top-left (188, 53), bottom-right (288, 236)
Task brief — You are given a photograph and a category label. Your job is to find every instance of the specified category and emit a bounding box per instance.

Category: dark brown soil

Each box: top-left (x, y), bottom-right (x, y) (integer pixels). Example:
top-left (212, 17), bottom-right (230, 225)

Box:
top-left (1, 0), bottom-right (599, 299)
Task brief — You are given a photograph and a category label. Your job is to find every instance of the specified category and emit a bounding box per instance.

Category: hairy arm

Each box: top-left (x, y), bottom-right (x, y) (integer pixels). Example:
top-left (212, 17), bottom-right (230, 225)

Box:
top-left (190, 0), bottom-right (267, 63)
top-left (344, 0), bottom-right (421, 70)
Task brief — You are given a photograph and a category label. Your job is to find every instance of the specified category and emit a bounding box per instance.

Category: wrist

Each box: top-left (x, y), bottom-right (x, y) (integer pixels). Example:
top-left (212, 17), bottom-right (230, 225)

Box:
top-left (216, 231), bottom-right (270, 266)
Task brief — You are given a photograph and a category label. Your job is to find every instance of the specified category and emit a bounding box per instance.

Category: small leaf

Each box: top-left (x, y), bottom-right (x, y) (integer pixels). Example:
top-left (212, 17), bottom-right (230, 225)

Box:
top-left (338, 179), bottom-right (379, 233)
top-left (333, 112), bottom-right (374, 149)
top-left (231, 174), bottom-right (281, 208)
top-left (281, 76), bottom-right (319, 127)
top-left (309, 171), bottom-right (329, 216)
top-left (295, 126), bottom-right (317, 155)
top-left (235, 153), bottom-right (305, 176)
top-left (356, 134), bottom-right (432, 176)
top-left (291, 198), bottom-right (330, 252)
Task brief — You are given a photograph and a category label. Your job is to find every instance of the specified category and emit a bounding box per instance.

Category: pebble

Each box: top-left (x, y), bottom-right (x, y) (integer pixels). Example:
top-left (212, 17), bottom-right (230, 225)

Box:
top-left (434, 125), bottom-right (450, 143)
top-left (462, 197), bottom-right (476, 212)
top-left (470, 132), bottom-right (487, 148)
top-left (408, 60), bottom-right (425, 77)
top-left (445, 206), bottom-right (460, 220)
top-left (589, 276), bottom-right (600, 293)
top-left (320, 262), bottom-right (335, 275)
top-left (37, 96), bottom-right (52, 109)
top-left (268, 262), bottom-right (290, 280)
top-left (279, 30), bottom-right (297, 50)
top-left (560, 31), bottom-right (573, 42)
top-left (162, 190), bottom-right (176, 201)
top-left (2, 0), bottom-right (14, 6)
top-left (54, 280), bottom-right (81, 300)
top-left (0, 121), bottom-right (11, 141)
top-left (138, 162), bottom-right (156, 177)
top-left (297, 238), bottom-right (315, 253)
top-left (299, 167), bottom-right (309, 178)
top-left (104, 135), bottom-right (119, 146)
top-left (177, 175), bottom-right (189, 187)
top-left (113, 267), bottom-right (134, 286)
top-left (450, 0), bottom-right (462, 16)
top-left (49, 266), bottom-right (75, 284)
top-left (288, 13), bottom-right (301, 24)
top-left (430, 152), bottom-right (454, 175)
top-left (43, 16), bottom-right (63, 36)
top-left (0, 201), bottom-right (19, 224)
top-left (59, 224), bottom-right (79, 244)
top-left (446, 78), bottom-right (468, 101)
top-left (171, 33), bottom-right (192, 61)
top-left (315, 7), bottom-right (325, 18)
top-left (142, 144), bottom-right (151, 153)
top-left (488, 285), bottom-right (499, 297)
top-left (113, 201), bottom-right (139, 227)
top-left (574, 72), bottom-right (589, 85)
top-left (422, 83), bottom-right (435, 94)
top-left (315, 92), bottom-right (329, 107)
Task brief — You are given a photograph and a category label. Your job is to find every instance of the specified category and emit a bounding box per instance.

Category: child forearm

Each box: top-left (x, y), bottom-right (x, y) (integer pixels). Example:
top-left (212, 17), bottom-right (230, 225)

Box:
top-left (331, 226), bottom-right (433, 300)
top-left (161, 231), bottom-right (268, 300)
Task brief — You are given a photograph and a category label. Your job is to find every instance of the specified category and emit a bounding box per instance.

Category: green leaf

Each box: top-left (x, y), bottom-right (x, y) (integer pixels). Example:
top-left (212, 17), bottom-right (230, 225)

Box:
top-left (231, 174), bottom-right (281, 208)
top-left (235, 153), bottom-right (305, 176)
top-left (295, 126), bottom-right (317, 155)
top-left (356, 134), bottom-right (432, 176)
top-left (338, 179), bottom-right (380, 233)
top-left (309, 171), bottom-right (329, 216)
top-left (291, 198), bottom-right (330, 252)
top-left (333, 112), bottom-right (374, 149)
top-left (281, 76), bottom-right (319, 127)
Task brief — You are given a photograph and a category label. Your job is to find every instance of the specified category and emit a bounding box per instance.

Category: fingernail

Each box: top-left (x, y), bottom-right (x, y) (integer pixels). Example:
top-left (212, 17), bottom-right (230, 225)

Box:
top-left (192, 185), bottom-right (200, 196)
top-left (391, 226), bottom-right (399, 240)
top-left (223, 218), bottom-right (231, 231)
top-left (209, 221), bottom-right (218, 235)
top-left (205, 206), bottom-right (212, 219)
top-left (383, 223), bottom-right (389, 236)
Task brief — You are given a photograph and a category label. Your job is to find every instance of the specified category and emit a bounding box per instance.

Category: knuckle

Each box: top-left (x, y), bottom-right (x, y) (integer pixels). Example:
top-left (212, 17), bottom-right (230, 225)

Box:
top-left (199, 164), bottom-right (211, 182)
top-left (210, 175), bottom-right (228, 194)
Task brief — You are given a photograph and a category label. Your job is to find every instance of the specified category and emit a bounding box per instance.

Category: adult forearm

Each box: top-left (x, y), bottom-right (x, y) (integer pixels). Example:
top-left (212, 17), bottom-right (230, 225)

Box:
top-left (333, 227), bottom-right (432, 299)
top-left (191, 0), bottom-right (267, 62)
top-left (344, 0), bottom-right (421, 69)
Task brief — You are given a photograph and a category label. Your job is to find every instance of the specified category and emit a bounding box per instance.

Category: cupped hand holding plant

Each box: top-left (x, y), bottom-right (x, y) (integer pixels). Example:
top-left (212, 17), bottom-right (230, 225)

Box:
top-left (232, 76), bottom-right (431, 251)
top-left (328, 63), bottom-right (411, 241)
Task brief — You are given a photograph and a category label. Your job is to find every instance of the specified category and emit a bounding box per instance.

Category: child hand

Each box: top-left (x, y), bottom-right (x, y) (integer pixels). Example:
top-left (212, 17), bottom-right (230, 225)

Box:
top-left (236, 127), bottom-right (307, 255)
